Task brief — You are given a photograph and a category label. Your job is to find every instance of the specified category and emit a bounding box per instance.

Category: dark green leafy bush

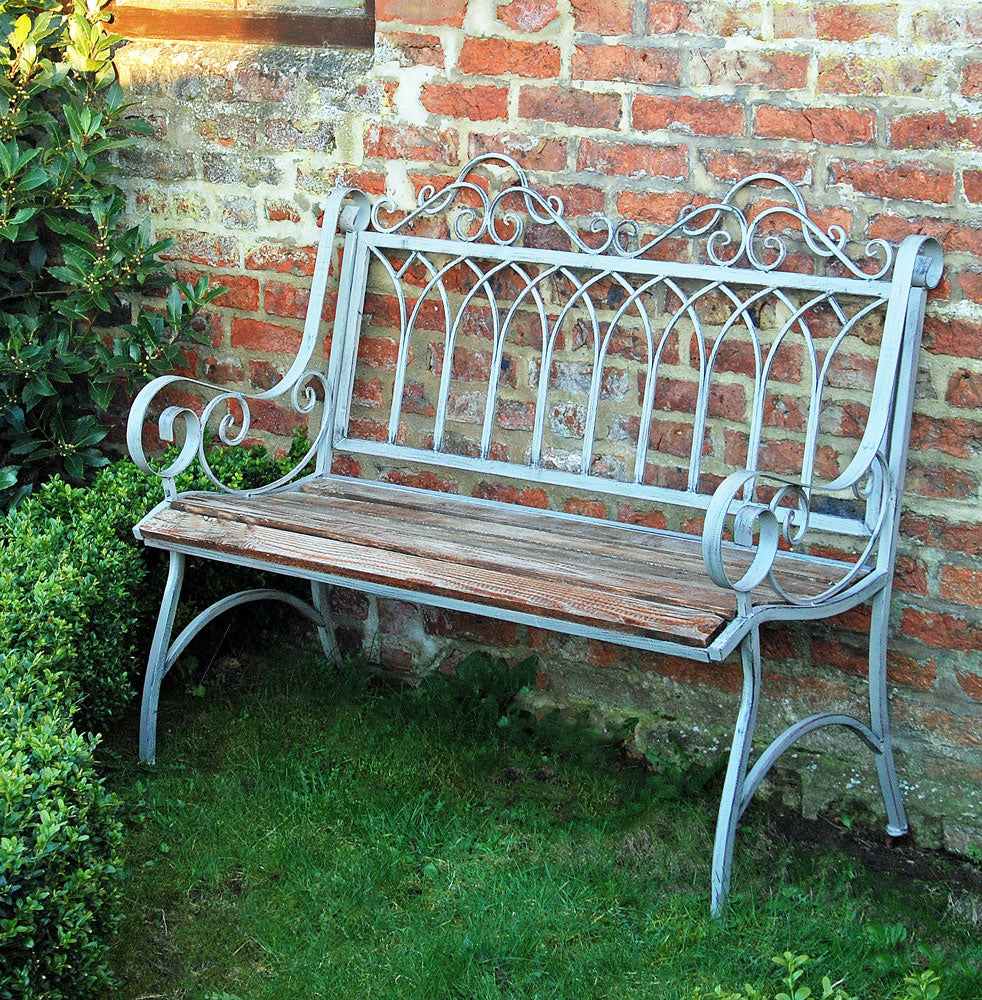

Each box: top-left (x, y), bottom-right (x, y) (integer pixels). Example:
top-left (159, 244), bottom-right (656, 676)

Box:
top-left (0, 0), bottom-right (222, 505)
top-left (0, 654), bottom-right (123, 1000)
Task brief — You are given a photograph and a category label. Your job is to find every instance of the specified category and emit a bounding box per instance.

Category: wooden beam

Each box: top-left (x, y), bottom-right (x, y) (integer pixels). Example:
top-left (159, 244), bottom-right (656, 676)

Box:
top-left (109, 3), bottom-right (375, 48)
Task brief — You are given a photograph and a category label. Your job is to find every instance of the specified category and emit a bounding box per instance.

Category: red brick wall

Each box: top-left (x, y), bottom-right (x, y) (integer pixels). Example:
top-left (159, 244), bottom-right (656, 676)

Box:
top-left (114, 0), bottom-right (982, 851)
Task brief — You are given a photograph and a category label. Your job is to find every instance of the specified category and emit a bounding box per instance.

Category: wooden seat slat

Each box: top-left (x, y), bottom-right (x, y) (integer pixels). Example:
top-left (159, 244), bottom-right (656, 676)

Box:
top-left (298, 479), bottom-right (849, 595)
top-left (172, 491), bottom-right (741, 617)
top-left (139, 506), bottom-right (728, 647)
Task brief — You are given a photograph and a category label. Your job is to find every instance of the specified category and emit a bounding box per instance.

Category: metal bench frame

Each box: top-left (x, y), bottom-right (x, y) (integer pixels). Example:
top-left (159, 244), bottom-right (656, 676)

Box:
top-left (127, 155), bottom-right (943, 915)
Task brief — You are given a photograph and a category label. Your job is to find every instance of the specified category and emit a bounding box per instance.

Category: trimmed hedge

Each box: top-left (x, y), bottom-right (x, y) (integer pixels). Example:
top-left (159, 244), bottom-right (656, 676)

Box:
top-left (0, 656), bottom-right (123, 1000)
top-left (0, 440), bottom-right (307, 998)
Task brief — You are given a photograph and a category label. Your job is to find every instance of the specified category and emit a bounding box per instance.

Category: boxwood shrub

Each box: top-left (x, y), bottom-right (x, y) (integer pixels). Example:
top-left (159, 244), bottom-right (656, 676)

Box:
top-left (0, 438), bottom-right (305, 998)
top-left (0, 655), bottom-right (123, 1000)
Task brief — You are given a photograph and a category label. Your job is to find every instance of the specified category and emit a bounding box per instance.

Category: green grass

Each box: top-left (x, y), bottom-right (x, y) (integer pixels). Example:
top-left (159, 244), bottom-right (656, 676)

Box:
top-left (103, 649), bottom-right (982, 1000)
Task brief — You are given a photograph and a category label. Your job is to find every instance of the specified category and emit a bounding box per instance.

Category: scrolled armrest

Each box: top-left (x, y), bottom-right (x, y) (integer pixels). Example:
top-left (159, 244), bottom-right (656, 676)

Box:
top-left (701, 455), bottom-right (893, 607)
top-left (125, 369), bottom-right (332, 498)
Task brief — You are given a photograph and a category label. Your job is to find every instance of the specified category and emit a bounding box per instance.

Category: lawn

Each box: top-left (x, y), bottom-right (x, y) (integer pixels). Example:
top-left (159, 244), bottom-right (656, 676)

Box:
top-left (103, 644), bottom-right (982, 1000)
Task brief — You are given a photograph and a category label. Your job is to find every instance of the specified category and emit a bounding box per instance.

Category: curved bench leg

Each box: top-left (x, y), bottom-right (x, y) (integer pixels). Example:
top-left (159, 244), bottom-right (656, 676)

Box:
top-left (311, 581), bottom-right (340, 662)
top-left (869, 586), bottom-right (908, 837)
top-left (140, 550), bottom-right (186, 765)
top-left (711, 625), bottom-right (761, 917)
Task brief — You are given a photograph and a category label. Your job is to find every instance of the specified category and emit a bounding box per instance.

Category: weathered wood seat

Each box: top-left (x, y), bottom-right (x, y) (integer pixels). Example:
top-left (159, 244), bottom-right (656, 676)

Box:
top-left (127, 155), bottom-right (943, 914)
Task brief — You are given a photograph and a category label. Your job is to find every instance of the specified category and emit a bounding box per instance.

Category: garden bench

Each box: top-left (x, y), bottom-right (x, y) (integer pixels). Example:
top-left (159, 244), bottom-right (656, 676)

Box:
top-left (127, 154), bottom-right (943, 914)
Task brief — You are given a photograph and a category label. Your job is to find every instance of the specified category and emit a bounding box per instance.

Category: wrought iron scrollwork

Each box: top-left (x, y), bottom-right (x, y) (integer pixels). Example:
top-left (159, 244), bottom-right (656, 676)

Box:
top-left (701, 451), bottom-right (894, 607)
top-left (126, 370), bottom-right (332, 497)
top-left (371, 157), bottom-right (901, 280)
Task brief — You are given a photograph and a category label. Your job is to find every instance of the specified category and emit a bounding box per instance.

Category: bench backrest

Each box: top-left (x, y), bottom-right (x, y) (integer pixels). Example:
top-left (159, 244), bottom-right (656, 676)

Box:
top-left (313, 155), bottom-right (941, 541)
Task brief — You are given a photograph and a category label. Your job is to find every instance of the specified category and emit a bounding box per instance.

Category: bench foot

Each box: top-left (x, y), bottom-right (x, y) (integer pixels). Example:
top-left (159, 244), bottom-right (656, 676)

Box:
top-left (711, 626), bottom-right (761, 917)
top-left (711, 587), bottom-right (910, 915)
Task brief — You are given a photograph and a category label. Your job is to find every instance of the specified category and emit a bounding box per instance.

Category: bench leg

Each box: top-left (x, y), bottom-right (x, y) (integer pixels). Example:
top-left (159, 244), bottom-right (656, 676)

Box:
top-left (711, 625), bottom-right (761, 917)
top-left (869, 587), bottom-right (908, 837)
top-left (140, 550), bottom-right (186, 765)
top-left (310, 582), bottom-right (341, 661)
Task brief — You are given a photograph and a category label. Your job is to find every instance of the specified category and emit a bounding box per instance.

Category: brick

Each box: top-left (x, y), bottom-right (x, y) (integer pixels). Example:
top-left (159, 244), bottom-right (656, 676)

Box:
top-left (964, 171), bottom-right (982, 204)
top-left (458, 38), bottom-right (560, 79)
top-left (578, 139), bottom-right (687, 179)
top-left (564, 497), bottom-right (607, 518)
top-left (701, 149), bottom-right (810, 184)
top-left (900, 609), bottom-right (982, 652)
top-left (376, 0), bottom-right (466, 26)
top-left (430, 344), bottom-right (518, 387)
top-left (924, 316), bottom-right (982, 360)
top-left (244, 243), bottom-right (317, 276)
top-left (754, 106), bottom-right (875, 146)
top-left (638, 652), bottom-right (742, 693)
top-left (689, 50), bottom-right (809, 90)
top-left (639, 374), bottom-right (746, 419)
top-left (867, 215), bottom-right (982, 258)
top-left (201, 356), bottom-right (241, 384)
top-left (909, 412), bottom-right (982, 459)
top-left (249, 360), bottom-right (282, 392)
top-left (773, 3), bottom-right (815, 38)
top-left (815, 4), bottom-right (897, 41)
top-left (363, 124), bottom-right (459, 164)
top-left (571, 0), bottom-right (633, 34)
top-left (420, 83), bottom-right (509, 121)
top-left (901, 513), bottom-right (982, 558)
top-left (519, 86), bottom-right (622, 129)
top-left (351, 378), bottom-right (383, 410)
top-left (400, 382), bottom-right (435, 417)
top-left (177, 271), bottom-right (258, 312)
top-left (616, 189), bottom-right (695, 225)
top-left (616, 504), bottom-right (668, 530)
top-left (648, 1), bottom-right (763, 37)
top-left (497, 0), bottom-right (559, 32)
top-left (496, 399), bottom-right (536, 430)
top-left (422, 607), bottom-right (517, 645)
top-left (159, 231), bottom-right (239, 268)
top-left (905, 464), bottom-right (979, 500)
top-left (379, 31), bottom-right (444, 67)
top-left (964, 61), bottom-right (982, 97)
top-left (818, 57), bottom-right (942, 97)
top-left (946, 368), bottom-right (982, 409)
top-left (888, 113), bottom-right (982, 151)
top-left (473, 482), bottom-right (549, 508)
top-left (911, 8), bottom-right (982, 42)
top-left (884, 651), bottom-right (935, 691)
top-left (633, 94), bottom-right (745, 137)
top-left (265, 200), bottom-right (301, 223)
top-left (263, 280), bottom-right (310, 320)
top-left (941, 565), bottom-right (982, 606)
top-left (954, 669), bottom-right (982, 702)
top-left (959, 272), bottom-right (982, 304)
top-left (537, 182), bottom-right (605, 215)
top-left (828, 159), bottom-right (954, 206)
top-left (469, 133), bottom-right (568, 171)
top-left (572, 44), bottom-right (680, 86)
top-left (230, 318), bottom-right (302, 354)
top-left (358, 337), bottom-right (402, 371)
top-left (379, 469), bottom-right (458, 494)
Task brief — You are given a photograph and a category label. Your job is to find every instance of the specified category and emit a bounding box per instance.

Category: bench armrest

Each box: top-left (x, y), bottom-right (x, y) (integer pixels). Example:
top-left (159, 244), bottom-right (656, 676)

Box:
top-left (126, 188), bottom-right (373, 499)
top-left (701, 454), bottom-right (894, 608)
top-left (126, 371), bottom-right (333, 498)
